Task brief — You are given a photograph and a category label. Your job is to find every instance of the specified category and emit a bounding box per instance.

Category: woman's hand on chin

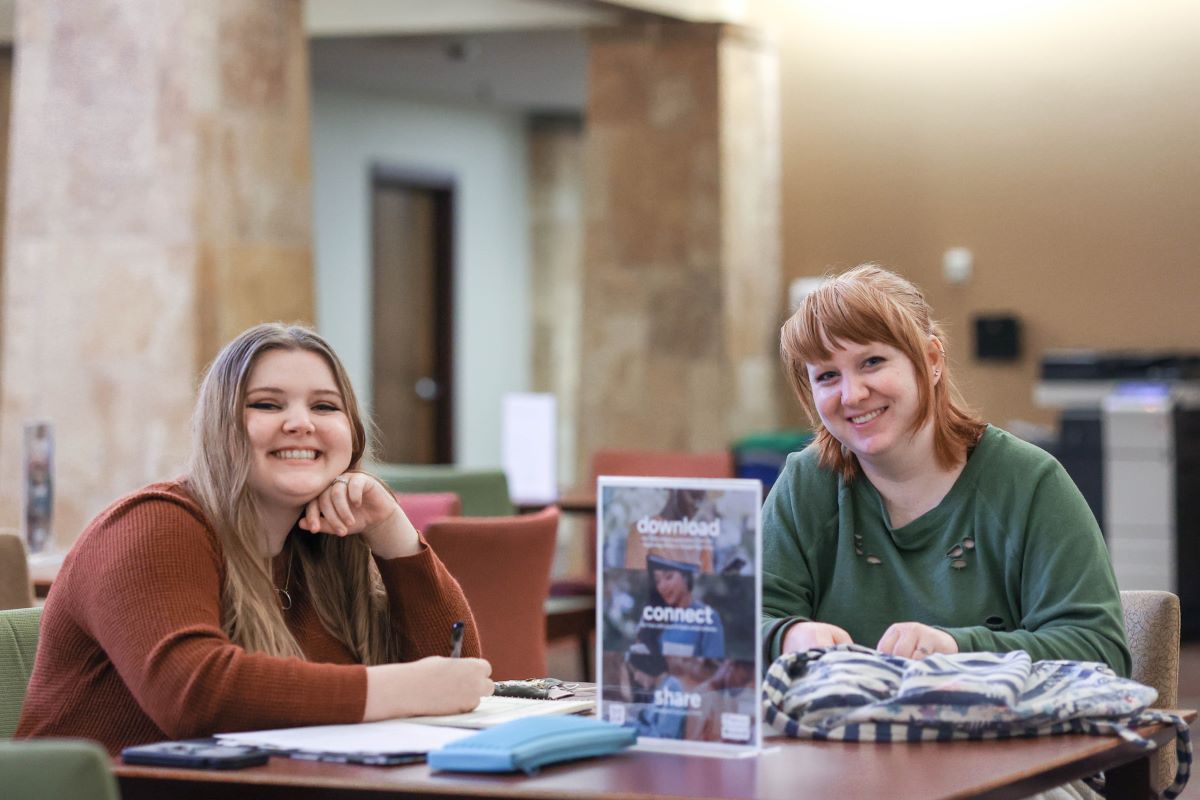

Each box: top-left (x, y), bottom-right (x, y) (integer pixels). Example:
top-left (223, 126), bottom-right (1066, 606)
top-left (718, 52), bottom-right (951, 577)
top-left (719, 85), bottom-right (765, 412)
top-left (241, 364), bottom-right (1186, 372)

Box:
top-left (875, 622), bottom-right (958, 660)
top-left (297, 472), bottom-right (421, 558)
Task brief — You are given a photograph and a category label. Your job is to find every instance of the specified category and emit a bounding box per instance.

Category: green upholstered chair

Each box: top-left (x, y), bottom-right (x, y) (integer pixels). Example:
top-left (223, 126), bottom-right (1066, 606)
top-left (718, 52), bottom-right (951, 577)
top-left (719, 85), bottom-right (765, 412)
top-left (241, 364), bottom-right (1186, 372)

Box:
top-left (1, 606), bottom-right (41, 738)
top-left (1, 608), bottom-right (121, 799)
top-left (370, 464), bottom-right (515, 517)
top-left (0, 740), bottom-right (121, 800)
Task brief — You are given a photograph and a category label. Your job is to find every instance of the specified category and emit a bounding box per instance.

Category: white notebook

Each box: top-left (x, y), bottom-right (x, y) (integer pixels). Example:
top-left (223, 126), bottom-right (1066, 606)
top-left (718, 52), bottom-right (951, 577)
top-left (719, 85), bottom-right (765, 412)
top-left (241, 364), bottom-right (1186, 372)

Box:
top-left (215, 696), bottom-right (596, 758)
top-left (406, 695), bottom-right (595, 729)
top-left (216, 718), bottom-right (472, 756)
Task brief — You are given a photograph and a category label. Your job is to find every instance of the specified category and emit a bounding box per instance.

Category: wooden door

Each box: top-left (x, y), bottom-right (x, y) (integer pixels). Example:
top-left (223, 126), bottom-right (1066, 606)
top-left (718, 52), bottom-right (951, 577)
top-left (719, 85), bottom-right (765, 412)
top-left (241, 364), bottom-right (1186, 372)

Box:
top-left (370, 170), bottom-right (454, 464)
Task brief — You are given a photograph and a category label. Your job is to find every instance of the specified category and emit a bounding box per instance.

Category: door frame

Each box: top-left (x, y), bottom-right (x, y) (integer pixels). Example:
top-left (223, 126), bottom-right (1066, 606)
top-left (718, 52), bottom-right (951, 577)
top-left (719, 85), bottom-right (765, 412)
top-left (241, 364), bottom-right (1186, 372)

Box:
top-left (369, 164), bottom-right (456, 464)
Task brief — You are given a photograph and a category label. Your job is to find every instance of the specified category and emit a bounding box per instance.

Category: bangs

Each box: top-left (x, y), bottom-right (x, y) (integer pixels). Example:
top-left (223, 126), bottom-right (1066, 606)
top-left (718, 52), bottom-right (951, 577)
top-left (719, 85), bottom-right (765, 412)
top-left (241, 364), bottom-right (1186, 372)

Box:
top-left (778, 263), bottom-right (986, 480)
top-left (788, 278), bottom-right (917, 365)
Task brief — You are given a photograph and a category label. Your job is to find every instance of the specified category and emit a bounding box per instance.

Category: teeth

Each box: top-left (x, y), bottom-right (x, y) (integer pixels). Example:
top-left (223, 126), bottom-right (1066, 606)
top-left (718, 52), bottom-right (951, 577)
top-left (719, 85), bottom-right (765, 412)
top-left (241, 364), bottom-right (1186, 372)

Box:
top-left (274, 449), bottom-right (317, 460)
top-left (850, 409), bottom-right (884, 424)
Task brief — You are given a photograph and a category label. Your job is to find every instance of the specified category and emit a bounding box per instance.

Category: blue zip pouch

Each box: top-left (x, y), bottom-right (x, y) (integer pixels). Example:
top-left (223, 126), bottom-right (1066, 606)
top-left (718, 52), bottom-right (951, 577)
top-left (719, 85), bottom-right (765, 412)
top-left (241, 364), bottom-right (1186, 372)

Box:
top-left (427, 716), bottom-right (637, 775)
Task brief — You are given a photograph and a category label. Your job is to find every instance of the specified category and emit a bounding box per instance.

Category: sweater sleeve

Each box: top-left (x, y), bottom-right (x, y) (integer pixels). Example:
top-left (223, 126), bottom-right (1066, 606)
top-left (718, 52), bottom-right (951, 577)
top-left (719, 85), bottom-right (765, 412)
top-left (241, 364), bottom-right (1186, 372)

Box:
top-left (761, 455), bottom-right (818, 662)
top-left (942, 463), bottom-right (1132, 676)
top-left (373, 535), bottom-right (481, 661)
top-left (74, 495), bottom-right (367, 739)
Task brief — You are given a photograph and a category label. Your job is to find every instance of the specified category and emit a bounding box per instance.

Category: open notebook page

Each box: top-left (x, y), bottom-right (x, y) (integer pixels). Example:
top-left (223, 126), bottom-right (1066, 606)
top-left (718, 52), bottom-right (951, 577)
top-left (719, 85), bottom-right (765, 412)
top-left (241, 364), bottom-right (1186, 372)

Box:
top-left (405, 695), bottom-right (595, 729)
top-left (216, 719), bottom-right (472, 755)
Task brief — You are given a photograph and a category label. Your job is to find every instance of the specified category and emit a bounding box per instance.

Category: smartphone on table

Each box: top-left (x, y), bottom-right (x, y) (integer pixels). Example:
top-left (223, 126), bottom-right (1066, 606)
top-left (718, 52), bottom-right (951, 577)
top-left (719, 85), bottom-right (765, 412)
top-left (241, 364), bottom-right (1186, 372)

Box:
top-left (121, 739), bottom-right (270, 770)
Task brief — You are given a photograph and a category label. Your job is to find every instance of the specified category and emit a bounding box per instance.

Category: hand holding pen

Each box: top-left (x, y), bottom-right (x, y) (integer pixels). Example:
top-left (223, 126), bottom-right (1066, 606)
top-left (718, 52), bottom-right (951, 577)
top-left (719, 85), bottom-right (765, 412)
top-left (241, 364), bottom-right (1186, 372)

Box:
top-left (450, 620), bottom-right (465, 659)
top-left (361, 620), bottom-right (492, 721)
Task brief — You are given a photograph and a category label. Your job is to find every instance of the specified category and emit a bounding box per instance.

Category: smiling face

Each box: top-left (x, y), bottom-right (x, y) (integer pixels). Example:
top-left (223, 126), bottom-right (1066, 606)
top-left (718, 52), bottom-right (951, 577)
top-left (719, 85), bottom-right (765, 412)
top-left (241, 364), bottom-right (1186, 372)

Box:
top-left (243, 348), bottom-right (354, 521)
top-left (653, 568), bottom-right (691, 608)
top-left (805, 339), bottom-right (935, 471)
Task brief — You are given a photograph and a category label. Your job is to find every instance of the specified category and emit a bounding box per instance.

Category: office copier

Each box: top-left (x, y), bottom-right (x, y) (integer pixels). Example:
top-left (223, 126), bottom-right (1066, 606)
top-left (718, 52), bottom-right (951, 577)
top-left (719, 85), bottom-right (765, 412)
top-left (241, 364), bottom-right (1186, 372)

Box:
top-left (1036, 351), bottom-right (1200, 638)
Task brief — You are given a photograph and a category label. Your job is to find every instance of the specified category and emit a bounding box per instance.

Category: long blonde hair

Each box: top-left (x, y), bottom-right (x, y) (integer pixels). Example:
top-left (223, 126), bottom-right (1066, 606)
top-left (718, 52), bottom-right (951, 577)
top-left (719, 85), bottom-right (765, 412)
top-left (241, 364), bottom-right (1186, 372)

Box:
top-left (186, 323), bottom-right (401, 664)
top-left (780, 265), bottom-right (985, 480)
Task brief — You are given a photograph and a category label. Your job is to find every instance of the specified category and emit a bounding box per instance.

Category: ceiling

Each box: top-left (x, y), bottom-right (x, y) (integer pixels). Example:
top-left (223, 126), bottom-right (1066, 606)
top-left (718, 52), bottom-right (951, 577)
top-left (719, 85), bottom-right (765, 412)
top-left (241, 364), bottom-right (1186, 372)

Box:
top-left (0, 0), bottom-right (748, 111)
top-left (309, 28), bottom-right (591, 113)
top-left (304, 0), bottom-right (752, 113)
top-left (303, 0), bottom-right (743, 36)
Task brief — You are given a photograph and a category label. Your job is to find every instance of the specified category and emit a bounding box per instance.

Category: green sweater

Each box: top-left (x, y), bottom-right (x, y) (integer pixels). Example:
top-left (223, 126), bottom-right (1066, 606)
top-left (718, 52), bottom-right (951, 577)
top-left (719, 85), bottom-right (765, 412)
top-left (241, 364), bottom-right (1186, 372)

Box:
top-left (761, 425), bottom-right (1131, 676)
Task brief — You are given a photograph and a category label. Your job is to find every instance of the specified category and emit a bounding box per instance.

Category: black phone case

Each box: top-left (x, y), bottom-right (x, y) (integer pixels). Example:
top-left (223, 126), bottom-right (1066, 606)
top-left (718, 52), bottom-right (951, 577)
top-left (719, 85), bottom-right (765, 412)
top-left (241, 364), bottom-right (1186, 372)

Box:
top-left (121, 740), bottom-right (270, 770)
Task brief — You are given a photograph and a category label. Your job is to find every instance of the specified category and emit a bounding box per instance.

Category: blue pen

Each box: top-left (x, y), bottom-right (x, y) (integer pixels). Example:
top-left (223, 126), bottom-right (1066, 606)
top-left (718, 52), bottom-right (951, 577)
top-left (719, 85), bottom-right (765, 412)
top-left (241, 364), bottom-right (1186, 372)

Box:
top-left (450, 620), bottom-right (465, 658)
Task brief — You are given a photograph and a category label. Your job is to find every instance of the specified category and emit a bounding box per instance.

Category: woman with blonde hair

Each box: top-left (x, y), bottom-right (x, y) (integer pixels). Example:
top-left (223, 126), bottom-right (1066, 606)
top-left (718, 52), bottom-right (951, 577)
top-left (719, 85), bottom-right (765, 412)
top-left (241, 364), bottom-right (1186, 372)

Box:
top-left (18, 323), bottom-right (492, 753)
top-left (761, 265), bottom-right (1129, 674)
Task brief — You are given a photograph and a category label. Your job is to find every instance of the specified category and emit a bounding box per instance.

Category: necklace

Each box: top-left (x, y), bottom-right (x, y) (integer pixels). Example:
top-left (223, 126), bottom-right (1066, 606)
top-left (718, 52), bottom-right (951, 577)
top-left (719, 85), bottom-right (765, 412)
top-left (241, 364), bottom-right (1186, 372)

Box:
top-left (276, 549), bottom-right (294, 611)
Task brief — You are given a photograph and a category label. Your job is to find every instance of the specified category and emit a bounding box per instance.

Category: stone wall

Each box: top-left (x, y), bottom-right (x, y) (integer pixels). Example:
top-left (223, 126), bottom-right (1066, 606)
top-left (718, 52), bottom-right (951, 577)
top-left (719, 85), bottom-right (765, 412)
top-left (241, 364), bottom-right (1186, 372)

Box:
top-left (0, 0), bottom-right (314, 546)
top-left (528, 114), bottom-right (585, 485)
top-left (576, 23), bottom-right (783, 477)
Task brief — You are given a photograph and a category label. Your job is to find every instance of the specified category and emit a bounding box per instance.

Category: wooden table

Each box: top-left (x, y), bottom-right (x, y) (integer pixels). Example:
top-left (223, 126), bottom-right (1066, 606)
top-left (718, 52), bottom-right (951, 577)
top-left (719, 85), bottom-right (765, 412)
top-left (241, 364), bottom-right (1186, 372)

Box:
top-left (28, 552), bottom-right (64, 600)
top-left (114, 713), bottom-right (1192, 800)
top-left (555, 487), bottom-right (596, 515)
top-left (516, 487), bottom-right (596, 516)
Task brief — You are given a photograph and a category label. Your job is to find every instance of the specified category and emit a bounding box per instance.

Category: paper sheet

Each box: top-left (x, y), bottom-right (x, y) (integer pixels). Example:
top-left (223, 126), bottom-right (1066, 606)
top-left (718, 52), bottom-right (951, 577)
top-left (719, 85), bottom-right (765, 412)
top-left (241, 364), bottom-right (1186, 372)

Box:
top-left (502, 392), bottom-right (557, 505)
top-left (216, 718), bottom-right (473, 755)
top-left (406, 695), bottom-right (595, 729)
top-left (215, 697), bottom-right (596, 755)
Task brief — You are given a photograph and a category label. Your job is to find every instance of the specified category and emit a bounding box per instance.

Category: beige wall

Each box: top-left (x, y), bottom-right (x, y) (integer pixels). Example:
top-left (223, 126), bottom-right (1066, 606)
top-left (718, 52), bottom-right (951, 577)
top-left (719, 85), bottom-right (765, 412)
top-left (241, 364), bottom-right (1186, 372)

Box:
top-left (769, 1), bottom-right (1200, 430)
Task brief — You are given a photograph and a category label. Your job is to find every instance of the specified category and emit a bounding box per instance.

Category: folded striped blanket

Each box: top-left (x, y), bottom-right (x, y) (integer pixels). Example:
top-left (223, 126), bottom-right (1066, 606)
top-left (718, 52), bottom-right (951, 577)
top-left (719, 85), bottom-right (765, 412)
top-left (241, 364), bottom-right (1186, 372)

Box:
top-left (764, 644), bottom-right (1191, 799)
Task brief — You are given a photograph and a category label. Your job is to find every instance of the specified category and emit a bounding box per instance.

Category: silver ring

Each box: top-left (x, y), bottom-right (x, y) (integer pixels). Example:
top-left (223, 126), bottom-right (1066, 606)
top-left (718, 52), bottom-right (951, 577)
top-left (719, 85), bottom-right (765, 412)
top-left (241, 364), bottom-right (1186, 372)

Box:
top-left (916, 645), bottom-right (932, 655)
top-left (334, 476), bottom-right (350, 486)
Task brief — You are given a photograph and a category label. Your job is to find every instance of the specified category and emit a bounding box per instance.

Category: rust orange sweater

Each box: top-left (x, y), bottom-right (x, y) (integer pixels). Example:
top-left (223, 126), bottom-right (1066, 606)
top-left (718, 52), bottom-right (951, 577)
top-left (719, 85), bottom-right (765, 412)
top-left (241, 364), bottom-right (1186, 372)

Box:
top-left (16, 480), bottom-right (480, 754)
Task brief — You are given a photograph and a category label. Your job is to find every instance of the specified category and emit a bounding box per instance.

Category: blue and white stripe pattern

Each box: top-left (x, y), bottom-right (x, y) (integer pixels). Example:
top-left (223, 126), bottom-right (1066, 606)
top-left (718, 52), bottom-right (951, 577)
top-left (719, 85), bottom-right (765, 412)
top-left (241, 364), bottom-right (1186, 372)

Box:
top-left (764, 644), bottom-right (1192, 799)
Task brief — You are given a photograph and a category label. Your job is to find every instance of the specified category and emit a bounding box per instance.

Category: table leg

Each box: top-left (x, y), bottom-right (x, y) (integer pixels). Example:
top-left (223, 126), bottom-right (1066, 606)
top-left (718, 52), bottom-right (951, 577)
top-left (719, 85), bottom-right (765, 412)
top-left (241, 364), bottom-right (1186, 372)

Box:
top-left (579, 632), bottom-right (592, 682)
top-left (1103, 752), bottom-right (1153, 800)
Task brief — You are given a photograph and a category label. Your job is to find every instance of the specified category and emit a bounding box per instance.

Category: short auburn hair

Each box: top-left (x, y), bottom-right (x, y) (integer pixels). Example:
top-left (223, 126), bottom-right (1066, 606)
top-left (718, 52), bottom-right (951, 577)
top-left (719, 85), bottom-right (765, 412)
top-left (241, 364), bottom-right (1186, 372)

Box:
top-left (780, 264), bottom-right (985, 480)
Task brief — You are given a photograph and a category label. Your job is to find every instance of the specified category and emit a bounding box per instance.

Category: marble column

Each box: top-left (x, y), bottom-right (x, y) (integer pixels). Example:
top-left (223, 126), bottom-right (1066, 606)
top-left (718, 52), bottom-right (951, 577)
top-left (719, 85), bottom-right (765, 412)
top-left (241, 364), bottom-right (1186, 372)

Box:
top-left (0, 0), bottom-right (314, 546)
top-left (529, 114), bottom-right (585, 487)
top-left (0, 46), bottom-right (11, 367)
top-left (576, 23), bottom-right (783, 476)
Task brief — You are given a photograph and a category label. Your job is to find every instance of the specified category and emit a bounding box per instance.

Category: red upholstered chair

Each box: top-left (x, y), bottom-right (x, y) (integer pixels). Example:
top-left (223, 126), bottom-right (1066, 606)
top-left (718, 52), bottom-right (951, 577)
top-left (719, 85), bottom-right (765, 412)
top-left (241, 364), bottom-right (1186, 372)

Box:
top-left (552, 449), bottom-right (735, 597)
top-left (394, 492), bottom-right (461, 533)
top-left (423, 506), bottom-right (559, 680)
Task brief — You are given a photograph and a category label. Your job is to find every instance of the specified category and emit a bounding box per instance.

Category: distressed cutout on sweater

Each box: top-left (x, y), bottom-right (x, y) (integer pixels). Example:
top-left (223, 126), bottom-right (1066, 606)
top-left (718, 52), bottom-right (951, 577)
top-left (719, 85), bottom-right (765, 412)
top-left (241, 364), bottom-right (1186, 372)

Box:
top-left (946, 536), bottom-right (976, 570)
top-left (852, 533), bottom-right (867, 559)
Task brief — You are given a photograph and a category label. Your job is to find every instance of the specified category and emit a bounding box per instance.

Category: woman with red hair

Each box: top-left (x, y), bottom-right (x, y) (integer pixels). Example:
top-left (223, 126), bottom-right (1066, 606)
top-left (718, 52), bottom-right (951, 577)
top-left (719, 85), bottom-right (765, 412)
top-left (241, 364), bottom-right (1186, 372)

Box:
top-left (761, 265), bottom-right (1129, 675)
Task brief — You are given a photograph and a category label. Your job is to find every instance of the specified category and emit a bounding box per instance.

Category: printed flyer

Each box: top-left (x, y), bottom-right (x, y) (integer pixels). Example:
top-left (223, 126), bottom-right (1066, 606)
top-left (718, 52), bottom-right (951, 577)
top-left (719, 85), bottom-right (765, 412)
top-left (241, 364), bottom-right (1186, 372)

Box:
top-left (596, 477), bottom-right (762, 754)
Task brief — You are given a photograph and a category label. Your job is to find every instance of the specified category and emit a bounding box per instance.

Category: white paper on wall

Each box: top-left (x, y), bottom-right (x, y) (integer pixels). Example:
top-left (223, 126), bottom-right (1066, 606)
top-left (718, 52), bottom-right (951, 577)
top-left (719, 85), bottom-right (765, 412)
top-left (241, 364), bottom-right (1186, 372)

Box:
top-left (502, 393), bottom-right (557, 505)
